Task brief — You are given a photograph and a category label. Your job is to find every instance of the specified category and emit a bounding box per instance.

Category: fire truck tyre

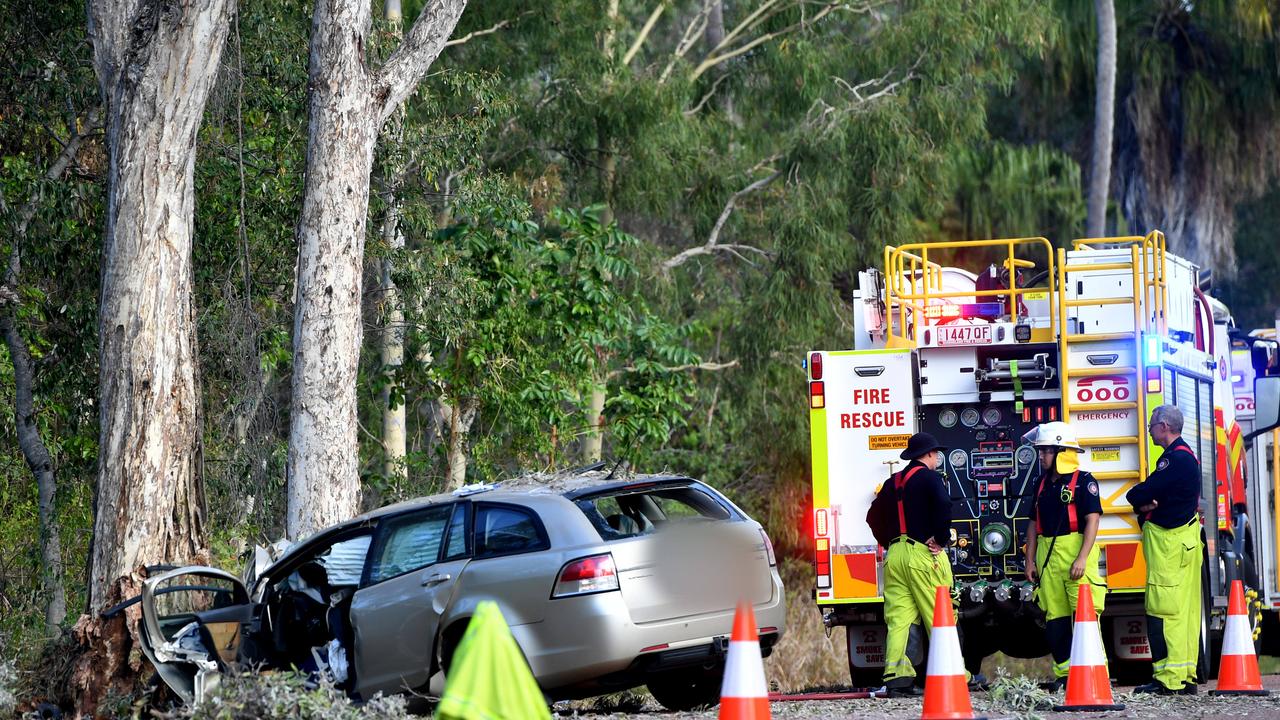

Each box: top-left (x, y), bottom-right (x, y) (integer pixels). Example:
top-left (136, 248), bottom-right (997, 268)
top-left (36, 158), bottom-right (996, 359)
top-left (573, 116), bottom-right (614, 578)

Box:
top-left (647, 668), bottom-right (723, 711)
top-left (1261, 611), bottom-right (1280, 657)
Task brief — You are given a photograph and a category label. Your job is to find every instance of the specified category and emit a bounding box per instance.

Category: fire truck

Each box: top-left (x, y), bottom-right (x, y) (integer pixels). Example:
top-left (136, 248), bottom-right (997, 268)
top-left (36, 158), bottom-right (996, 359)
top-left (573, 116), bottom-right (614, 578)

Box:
top-left (806, 232), bottom-right (1280, 685)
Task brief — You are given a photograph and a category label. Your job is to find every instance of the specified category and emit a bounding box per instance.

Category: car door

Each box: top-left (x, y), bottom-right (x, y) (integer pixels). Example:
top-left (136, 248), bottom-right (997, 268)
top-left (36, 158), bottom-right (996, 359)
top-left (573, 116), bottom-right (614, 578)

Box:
top-left (137, 566), bottom-right (253, 704)
top-left (350, 502), bottom-right (471, 699)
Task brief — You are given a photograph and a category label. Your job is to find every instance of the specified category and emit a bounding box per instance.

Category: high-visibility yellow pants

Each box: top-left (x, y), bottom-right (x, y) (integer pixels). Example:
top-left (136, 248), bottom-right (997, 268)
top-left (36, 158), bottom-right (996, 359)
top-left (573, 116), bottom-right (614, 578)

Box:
top-left (1035, 532), bottom-right (1105, 677)
top-left (1142, 520), bottom-right (1203, 689)
top-left (882, 538), bottom-right (954, 684)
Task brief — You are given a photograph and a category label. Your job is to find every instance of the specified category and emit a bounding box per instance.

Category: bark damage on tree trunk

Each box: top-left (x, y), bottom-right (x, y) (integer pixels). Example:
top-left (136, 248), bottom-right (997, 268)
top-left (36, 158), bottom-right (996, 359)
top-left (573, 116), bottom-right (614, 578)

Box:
top-left (75, 0), bottom-right (234, 712)
top-left (286, 0), bottom-right (467, 539)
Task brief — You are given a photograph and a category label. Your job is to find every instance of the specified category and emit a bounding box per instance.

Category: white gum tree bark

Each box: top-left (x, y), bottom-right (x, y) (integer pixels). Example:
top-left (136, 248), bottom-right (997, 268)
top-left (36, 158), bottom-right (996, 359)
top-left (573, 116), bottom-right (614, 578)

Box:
top-left (86, 0), bottom-right (236, 613)
top-left (286, 0), bottom-right (467, 538)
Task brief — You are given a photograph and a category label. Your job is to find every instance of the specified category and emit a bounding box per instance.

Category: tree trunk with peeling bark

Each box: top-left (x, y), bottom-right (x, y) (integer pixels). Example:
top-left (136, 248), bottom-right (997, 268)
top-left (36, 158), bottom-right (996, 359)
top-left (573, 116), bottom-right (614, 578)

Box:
top-left (73, 0), bottom-right (235, 710)
top-left (86, 0), bottom-right (233, 614)
top-left (378, 0), bottom-right (408, 487)
top-left (286, 0), bottom-right (467, 539)
top-left (1087, 0), bottom-right (1116, 238)
top-left (582, 372), bottom-right (607, 462)
top-left (444, 397), bottom-right (477, 489)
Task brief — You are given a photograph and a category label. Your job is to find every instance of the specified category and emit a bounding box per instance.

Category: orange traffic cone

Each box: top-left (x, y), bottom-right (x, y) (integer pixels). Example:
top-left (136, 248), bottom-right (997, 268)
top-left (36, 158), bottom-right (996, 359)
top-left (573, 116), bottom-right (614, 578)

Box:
top-left (1209, 580), bottom-right (1270, 696)
top-left (1053, 584), bottom-right (1123, 712)
top-left (921, 585), bottom-right (985, 720)
top-left (719, 601), bottom-right (771, 719)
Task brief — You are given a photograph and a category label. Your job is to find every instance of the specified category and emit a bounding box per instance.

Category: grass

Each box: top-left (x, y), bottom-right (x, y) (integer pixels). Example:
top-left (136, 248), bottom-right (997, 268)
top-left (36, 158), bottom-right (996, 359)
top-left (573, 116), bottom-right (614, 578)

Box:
top-left (761, 558), bottom-right (850, 693)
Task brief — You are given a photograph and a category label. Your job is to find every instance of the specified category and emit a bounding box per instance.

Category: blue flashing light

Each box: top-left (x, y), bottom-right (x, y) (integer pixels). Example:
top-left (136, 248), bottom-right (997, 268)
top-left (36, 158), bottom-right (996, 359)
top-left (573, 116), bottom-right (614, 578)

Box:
top-left (961, 302), bottom-right (1004, 319)
top-left (1144, 335), bottom-right (1162, 365)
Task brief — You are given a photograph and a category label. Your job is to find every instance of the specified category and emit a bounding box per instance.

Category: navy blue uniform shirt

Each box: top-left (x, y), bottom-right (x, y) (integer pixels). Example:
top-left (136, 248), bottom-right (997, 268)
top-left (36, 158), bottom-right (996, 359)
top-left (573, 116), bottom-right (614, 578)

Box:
top-left (1125, 436), bottom-right (1201, 529)
top-left (893, 460), bottom-right (953, 546)
top-left (1029, 469), bottom-right (1104, 538)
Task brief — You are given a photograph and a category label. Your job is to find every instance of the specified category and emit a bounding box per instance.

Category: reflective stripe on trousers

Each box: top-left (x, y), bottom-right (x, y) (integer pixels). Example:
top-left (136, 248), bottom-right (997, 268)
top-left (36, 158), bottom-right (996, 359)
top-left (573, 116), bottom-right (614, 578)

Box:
top-left (882, 539), bottom-right (956, 683)
top-left (1034, 531), bottom-right (1105, 677)
top-left (1142, 519), bottom-right (1203, 689)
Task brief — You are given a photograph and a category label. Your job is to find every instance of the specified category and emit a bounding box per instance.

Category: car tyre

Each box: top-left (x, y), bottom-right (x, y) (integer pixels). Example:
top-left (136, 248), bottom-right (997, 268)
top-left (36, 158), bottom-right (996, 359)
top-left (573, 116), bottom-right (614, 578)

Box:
top-left (647, 669), bottom-right (723, 711)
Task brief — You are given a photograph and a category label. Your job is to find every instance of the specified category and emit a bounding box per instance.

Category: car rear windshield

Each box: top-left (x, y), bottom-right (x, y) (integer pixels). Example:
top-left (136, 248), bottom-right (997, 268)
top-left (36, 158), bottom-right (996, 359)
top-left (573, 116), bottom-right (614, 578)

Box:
top-left (574, 483), bottom-right (735, 540)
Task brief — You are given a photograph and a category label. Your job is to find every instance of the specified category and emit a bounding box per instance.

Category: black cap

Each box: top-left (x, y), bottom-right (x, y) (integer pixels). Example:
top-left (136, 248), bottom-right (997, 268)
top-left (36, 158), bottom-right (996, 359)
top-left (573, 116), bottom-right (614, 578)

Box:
top-left (900, 432), bottom-right (946, 460)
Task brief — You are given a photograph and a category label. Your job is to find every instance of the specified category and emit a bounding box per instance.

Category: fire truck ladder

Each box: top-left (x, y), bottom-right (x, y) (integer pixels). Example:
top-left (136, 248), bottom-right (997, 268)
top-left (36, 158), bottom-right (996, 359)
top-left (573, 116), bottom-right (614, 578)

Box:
top-left (1056, 233), bottom-right (1167, 489)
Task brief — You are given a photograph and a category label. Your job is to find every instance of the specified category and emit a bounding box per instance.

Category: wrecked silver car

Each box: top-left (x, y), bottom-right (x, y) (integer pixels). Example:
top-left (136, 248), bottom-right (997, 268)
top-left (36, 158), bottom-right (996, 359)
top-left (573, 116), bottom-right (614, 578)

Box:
top-left (136, 472), bottom-right (786, 710)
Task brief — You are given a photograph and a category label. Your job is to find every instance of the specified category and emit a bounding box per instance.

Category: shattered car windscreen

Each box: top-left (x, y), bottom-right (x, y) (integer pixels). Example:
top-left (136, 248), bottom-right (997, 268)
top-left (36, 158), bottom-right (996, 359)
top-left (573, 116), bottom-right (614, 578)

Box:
top-left (575, 485), bottom-right (733, 540)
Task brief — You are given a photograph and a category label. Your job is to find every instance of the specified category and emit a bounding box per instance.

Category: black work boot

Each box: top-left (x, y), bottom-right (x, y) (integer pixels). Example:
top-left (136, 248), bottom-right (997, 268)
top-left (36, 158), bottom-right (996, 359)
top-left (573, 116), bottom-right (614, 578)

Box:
top-left (1133, 681), bottom-right (1178, 695)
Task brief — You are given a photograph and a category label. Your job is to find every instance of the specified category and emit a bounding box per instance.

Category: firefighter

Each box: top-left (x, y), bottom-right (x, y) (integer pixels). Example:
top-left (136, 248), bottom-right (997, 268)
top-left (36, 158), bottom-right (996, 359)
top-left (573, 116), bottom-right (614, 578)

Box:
top-left (1126, 404), bottom-right (1203, 695)
top-left (1021, 421), bottom-right (1105, 691)
top-left (868, 432), bottom-right (955, 697)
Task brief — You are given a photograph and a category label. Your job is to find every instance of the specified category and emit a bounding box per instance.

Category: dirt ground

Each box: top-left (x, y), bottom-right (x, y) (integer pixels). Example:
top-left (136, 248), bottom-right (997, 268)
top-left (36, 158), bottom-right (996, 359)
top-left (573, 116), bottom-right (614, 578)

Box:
top-left (557, 675), bottom-right (1280, 719)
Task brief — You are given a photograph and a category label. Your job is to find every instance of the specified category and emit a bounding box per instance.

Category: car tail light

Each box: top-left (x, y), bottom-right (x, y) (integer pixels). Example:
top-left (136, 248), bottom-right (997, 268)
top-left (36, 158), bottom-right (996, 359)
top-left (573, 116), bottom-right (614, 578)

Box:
top-left (759, 529), bottom-right (777, 566)
top-left (815, 508), bottom-right (828, 538)
top-left (552, 553), bottom-right (619, 598)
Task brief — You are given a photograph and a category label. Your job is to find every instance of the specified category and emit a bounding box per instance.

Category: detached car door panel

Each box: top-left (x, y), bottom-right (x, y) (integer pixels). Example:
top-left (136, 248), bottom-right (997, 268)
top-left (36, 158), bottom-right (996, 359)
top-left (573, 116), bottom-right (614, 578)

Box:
top-left (138, 566), bottom-right (252, 704)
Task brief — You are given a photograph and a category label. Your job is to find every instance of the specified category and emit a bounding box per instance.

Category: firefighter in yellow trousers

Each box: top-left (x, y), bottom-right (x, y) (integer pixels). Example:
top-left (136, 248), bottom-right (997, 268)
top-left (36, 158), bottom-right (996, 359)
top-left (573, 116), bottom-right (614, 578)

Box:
top-left (1022, 421), bottom-right (1105, 691)
top-left (866, 433), bottom-right (977, 696)
top-left (1126, 404), bottom-right (1203, 695)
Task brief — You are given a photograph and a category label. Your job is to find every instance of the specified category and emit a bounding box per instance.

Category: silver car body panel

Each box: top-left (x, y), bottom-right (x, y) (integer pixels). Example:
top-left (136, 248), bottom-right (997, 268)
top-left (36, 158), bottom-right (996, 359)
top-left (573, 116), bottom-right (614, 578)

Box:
top-left (138, 473), bottom-right (786, 704)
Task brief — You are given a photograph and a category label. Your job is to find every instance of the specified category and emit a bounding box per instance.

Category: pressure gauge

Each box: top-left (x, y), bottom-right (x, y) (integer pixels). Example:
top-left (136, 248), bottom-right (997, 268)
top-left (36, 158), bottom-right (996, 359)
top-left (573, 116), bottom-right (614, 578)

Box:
top-left (960, 408), bottom-right (981, 428)
top-left (1016, 445), bottom-right (1036, 467)
top-left (949, 449), bottom-right (969, 467)
top-left (938, 408), bottom-right (959, 428)
top-left (982, 406), bottom-right (1002, 427)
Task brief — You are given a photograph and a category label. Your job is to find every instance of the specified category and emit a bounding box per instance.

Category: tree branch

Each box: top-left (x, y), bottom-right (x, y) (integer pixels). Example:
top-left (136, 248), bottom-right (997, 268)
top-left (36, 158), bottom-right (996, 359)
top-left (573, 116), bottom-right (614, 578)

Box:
top-left (683, 71), bottom-right (729, 116)
top-left (623, 3), bottom-right (667, 66)
top-left (444, 14), bottom-right (524, 48)
top-left (607, 359), bottom-right (739, 381)
top-left (691, 1), bottom-right (839, 81)
top-left (659, 0), bottom-right (714, 83)
top-left (374, 0), bottom-right (470, 125)
top-left (662, 168), bottom-right (782, 271)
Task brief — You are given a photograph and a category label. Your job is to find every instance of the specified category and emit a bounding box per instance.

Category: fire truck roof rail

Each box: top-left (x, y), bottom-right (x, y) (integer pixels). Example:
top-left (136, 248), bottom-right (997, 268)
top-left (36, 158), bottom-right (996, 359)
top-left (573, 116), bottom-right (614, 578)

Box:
top-left (881, 236), bottom-right (1056, 347)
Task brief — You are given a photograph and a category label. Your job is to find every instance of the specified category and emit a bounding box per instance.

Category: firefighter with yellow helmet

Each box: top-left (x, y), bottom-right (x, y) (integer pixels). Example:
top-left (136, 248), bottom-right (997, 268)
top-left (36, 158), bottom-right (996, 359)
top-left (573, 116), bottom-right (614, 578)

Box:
top-left (1022, 421), bottom-right (1105, 691)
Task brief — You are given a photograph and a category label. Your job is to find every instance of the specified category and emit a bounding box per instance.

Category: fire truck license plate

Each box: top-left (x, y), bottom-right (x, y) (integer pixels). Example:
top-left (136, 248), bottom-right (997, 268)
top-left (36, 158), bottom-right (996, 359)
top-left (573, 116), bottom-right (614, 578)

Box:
top-left (936, 325), bottom-right (992, 346)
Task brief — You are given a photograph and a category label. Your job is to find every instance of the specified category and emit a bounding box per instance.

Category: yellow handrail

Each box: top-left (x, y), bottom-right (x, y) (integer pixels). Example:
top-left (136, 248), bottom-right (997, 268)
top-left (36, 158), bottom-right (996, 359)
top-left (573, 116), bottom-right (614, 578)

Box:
top-left (883, 237), bottom-right (1056, 347)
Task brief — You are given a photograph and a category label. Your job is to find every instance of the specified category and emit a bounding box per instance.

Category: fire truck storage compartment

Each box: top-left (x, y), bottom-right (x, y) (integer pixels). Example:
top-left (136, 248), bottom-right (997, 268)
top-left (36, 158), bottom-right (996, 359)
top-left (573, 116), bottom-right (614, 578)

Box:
top-left (918, 344), bottom-right (1060, 404)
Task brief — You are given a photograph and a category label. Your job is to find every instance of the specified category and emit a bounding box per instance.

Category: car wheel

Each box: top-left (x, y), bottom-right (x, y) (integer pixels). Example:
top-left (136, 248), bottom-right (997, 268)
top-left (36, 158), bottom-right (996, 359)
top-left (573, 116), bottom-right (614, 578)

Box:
top-left (647, 669), bottom-right (723, 711)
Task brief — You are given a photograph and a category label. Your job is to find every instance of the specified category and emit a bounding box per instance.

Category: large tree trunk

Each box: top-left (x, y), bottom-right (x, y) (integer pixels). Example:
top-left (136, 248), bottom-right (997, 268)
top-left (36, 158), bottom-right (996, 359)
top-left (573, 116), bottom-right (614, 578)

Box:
top-left (86, 0), bottom-right (233, 613)
top-left (74, 0), bottom-right (234, 711)
top-left (1086, 0), bottom-right (1116, 237)
top-left (286, 0), bottom-right (467, 539)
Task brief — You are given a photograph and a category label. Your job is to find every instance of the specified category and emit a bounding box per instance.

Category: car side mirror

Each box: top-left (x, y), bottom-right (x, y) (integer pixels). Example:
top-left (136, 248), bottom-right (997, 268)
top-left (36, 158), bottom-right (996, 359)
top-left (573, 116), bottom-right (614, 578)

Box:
top-left (1247, 375), bottom-right (1280, 441)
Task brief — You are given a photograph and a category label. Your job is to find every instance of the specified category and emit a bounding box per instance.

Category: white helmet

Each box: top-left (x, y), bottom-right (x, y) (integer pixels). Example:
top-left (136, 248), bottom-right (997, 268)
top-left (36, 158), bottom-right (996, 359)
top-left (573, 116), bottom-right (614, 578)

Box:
top-left (1022, 421), bottom-right (1082, 452)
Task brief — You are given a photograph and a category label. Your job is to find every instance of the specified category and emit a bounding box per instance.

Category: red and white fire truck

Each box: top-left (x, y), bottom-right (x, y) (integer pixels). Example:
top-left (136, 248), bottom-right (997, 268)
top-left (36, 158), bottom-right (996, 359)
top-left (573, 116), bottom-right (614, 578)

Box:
top-left (806, 232), bottom-right (1280, 685)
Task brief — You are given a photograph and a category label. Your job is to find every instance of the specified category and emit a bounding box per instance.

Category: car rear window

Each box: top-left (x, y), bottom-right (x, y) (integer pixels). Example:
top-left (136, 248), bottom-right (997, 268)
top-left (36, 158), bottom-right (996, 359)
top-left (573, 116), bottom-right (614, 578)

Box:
top-left (474, 505), bottom-right (548, 558)
top-left (575, 484), bottom-right (734, 540)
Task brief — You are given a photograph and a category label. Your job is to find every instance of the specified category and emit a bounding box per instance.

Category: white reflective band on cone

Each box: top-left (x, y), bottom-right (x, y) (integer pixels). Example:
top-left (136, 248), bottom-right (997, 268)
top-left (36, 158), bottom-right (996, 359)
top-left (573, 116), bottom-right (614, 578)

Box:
top-left (1068, 620), bottom-right (1107, 665)
top-left (925, 626), bottom-right (966, 676)
top-left (1221, 614), bottom-right (1254, 657)
top-left (720, 640), bottom-right (768, 698)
